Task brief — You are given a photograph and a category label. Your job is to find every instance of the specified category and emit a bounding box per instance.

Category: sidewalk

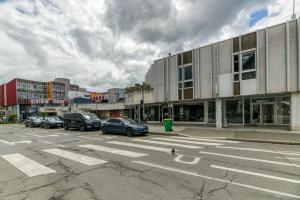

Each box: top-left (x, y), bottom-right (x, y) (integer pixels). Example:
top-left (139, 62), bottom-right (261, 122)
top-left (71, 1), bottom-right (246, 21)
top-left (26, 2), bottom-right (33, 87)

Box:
top-left (148, 124), bottom-right (300, 145)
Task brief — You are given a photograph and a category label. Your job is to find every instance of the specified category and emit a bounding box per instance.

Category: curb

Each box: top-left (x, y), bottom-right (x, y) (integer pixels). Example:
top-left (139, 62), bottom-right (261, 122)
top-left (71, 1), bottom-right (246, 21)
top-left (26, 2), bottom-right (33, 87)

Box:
top-left (149, 132), bottom-right (300, 145)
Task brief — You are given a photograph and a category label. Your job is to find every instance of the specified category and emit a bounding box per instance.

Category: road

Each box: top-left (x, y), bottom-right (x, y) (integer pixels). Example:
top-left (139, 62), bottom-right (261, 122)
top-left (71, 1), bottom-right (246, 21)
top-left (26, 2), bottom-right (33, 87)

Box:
top-left (0, 124), bottom-right (299, 200)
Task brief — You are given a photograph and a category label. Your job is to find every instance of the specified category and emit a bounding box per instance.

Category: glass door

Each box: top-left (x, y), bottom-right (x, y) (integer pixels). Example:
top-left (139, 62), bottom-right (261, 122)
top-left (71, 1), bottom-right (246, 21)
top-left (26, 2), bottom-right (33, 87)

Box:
top-left (252, 104), bottom-right (261, 124)
top-left (262, 103), bottom-right (275, 124)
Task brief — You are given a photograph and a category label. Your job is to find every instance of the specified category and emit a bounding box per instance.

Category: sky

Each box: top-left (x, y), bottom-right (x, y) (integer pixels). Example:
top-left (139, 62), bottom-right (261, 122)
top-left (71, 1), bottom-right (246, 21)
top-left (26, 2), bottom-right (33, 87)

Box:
top-left (0, 0), bottom-right (299, 92)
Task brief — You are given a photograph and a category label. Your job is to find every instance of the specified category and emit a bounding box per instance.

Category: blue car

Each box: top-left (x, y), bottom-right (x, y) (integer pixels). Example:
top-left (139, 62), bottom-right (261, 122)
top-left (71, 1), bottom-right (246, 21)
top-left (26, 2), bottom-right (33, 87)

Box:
top-left (101, 118), bottom-right (148, 136)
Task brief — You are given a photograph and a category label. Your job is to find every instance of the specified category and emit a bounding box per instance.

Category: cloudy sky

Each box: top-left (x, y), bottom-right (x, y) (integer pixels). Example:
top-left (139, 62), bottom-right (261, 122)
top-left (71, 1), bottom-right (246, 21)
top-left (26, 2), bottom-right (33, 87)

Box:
top-left (0, 0), bottom-right (299, 92)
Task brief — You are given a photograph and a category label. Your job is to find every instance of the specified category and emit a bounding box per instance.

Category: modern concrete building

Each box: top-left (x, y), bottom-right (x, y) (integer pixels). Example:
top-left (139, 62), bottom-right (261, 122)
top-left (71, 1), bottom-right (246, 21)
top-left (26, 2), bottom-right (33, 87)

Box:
top-left (142, 19), bottom-right (300, 130)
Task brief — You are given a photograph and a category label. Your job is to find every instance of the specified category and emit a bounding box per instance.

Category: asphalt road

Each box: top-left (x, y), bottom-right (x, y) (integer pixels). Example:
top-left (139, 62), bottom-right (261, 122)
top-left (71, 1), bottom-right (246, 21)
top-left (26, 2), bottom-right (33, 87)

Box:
top-left (0, 124), bottom-right (300, 200)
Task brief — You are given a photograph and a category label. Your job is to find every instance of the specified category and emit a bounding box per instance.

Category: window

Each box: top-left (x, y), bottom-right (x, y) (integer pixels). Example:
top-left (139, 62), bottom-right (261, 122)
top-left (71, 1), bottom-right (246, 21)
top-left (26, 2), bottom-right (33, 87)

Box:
top-left (208, 101), bottom-right (216, 123)
top-left (184, 88), bottom-right (193, 99)
top-left (277, 96), bottom-right (290, 124)
top-left (184, 65), bottom-right (193, 80)
top-left (242, 51), bottom-right (255, 71)
top-left (233, 82), bottom-right (240, 96)
top-left (174, 104), bottom-right (204, 122)
top-left (234, 55), bottom-right (239, 72)
top-left (226, 100), bottom-right (243, 123)
top-left (179, 89), bottom-right (182, 100)
top-left (183, 51), bottom-right (192, 65)
top-left (234, 74), bottom-right (239, 82)
top-left (241, 32), bottom-right (256, 51)
top-left (184, 81), bottom-right (193, 88)
top-left (233, 37), bottom-right (239, 53)
top-left (177, 54), bottom-right (182, 66)
top-left (242, 71), bottom-right (256, 80)
top-left (179, 68), bottom-right (182, 81)
top-left (145, 106), bottom-right (159, 121)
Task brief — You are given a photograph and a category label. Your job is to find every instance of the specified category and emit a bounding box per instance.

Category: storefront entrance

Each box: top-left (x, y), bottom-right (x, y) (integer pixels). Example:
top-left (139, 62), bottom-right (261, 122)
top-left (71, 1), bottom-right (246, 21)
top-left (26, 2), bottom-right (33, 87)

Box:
top-left (251, 103), bottom-right (275, 124)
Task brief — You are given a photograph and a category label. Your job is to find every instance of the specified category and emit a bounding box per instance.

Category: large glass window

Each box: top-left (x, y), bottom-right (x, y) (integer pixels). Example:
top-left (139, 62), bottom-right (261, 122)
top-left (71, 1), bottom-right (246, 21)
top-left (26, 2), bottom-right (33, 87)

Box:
top-left (183, 51), bottom-right (192, 65)
top-left (226, 100), bottom-right (243, 123)
top-left (208, 101), bottom-right (216, 123)
top-left (233, 37), bottom-right (239, 53)
top-left (241, 32), bottom-right (256, 51)
top-left (174, 104), bottom-right (204, 122)
top-left (234, 54), bottom-right (239, 73)
top-left (277, 96), bottom-right (290, 124)
top-left (179, 68), bottom-right (182, 81)
top-left (145, 106), bottom-right (160, 121)
top-left (184, 65), bottom-right (193, 80)
top-left (242, 51), bottom-right (255, 71)
top-left (184, 88), bottom-right (193, 99)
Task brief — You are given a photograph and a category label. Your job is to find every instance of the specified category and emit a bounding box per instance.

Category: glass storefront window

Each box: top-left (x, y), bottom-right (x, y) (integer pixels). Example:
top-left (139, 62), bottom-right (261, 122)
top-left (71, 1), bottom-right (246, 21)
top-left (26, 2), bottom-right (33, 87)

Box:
top-left (208, 101), bottom-right (216, 123)
top-left (226, 100), bottom-right (243, 123)
top-left (277, 96), bottom-right (290, 124)
top-left (174, 104), bottom-right (204, 122)
top-left (244, 98), bottom-right (250, 124)
top-left (144, 106), bottom-right (159, 121)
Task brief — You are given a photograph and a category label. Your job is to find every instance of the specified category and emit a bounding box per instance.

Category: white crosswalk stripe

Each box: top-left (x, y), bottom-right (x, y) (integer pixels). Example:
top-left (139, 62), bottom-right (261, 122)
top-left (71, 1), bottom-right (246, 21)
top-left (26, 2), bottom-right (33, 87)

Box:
top-left (151, 137), bottom-right (223, 146)
top-left (132, 139), bottom-right (202, 149)
top-left (1, 153), bottom-right (56, 177)
top-left (43, 149), bottom-right (107, 165)
top-left (79, 144), bottom-right (147, 158)
top-left (107, 141), bottom-right (173, 153)
top-left (171, 136), bottom-right (239, 143)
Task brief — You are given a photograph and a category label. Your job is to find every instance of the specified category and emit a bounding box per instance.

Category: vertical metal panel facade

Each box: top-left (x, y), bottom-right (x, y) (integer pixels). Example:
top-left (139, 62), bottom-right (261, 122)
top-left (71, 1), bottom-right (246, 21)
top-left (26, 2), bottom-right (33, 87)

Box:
top-left (5, 79), bottom-right (17, 106)
top-left (268, 23), bottom-right (287, 93)
top-left (0, 84), bottom-right (4, 106)
top-left (200, 45), bottom-right (212, 98)
top-left (288, 20), bottom-right (298, 92)
top-left (258, 29), bottom-right (266, 94)
top-left (193, 48), bottom-right (200, 99)
top-left (154, 59), bottom-right (165, 102)
top-left (211, 44), bottom-right (218, 98)
top-left (169, 55), bottom-right (178, 101)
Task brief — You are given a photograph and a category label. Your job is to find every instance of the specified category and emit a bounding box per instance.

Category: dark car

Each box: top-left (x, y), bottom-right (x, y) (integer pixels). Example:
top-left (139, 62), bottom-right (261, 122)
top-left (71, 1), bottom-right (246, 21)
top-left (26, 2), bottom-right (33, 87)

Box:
top-left (24, 117), bottom-right (42, 127)
top-left (63, 112), bottom-right (101, 131)
top-left (101, 118), bottom-right (148, 136)
top-left (41, 117), bottom-right (64, 129)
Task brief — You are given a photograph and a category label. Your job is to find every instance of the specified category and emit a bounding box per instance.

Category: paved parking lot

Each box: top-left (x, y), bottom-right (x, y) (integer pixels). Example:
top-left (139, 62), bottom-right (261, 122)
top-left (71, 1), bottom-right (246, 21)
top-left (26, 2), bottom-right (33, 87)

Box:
top-left (0, 124), bottom-right (300, 200)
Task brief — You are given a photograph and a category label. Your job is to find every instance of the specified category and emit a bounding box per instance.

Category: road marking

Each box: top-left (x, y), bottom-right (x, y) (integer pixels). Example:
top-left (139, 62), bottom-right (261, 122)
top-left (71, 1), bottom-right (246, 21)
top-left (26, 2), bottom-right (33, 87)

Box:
top-left (216, 146), bottom-right (300, 156)
top-left (24, 132), bottom-right (59, 138)
top-left (132, 160), bottom-right (300, 199)
top-left (171, 136), bottom-right (239, 143)
top-left (199, 151), bottom-right (300, 168)
top-left (16, 134), bottom-right (27, 138)
top-left (39, 140), bottom-right (66, 147)
top-left (43, 149), bottom-right (107, 166)
top-left (275, 157), bottom-right (300, 161)
top-left (174, 154), bottom-right (201, 165)
top-left (152, 137), bottom-right (223, 146)
top-left (78, 136), bottom-right (103, 141)
top-left (0, 139), bottom-right (31, 146)
top-left (79, 144), bottom-right (147, 158)
top-left (132, 139), bottom-right (202, 149)
top-left (107, 141), bottom-right (173, 153)
top-left (211, 165), bottom-right (300, 184)
top-left (1, 153), bottom-right (56, 177)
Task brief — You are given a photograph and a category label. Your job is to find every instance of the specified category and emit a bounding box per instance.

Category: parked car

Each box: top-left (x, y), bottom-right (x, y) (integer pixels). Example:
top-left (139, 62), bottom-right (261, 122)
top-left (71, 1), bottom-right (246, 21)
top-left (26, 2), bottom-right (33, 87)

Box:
top-left (41, 117), bottom-right (64, 129)
top-left (63, 112), bottom-right (101, 131)
top-left (24, 117), bottom-right (42, 127)
top-left (101, 118), bottom-right (148, 136)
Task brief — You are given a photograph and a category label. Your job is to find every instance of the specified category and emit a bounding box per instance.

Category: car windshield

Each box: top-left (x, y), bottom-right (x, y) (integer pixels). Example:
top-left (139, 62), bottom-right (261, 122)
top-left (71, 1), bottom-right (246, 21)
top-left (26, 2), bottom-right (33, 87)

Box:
top-left (83, 113), bottom-right (98, 120)
top-left (45, 117), bottom-right (56, 122)
top-left (122, 119), bottom-right (140, 125)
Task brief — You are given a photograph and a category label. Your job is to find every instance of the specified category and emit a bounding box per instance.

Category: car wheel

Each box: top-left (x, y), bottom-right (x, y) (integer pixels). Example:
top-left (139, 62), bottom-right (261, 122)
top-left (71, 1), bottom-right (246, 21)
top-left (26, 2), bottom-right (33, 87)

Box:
top-left (126, 128), bottom-right (134, 137)
top-left (80, 126), bottom-right (86, 132)
top-left (64, 124), bottom-right (69, 130)
top-left (25, 124), bottom-right (28, 127)
top-left (101, 127), bottom-right (106, 134)
top-left (46, 124), bottom-right (50, 129)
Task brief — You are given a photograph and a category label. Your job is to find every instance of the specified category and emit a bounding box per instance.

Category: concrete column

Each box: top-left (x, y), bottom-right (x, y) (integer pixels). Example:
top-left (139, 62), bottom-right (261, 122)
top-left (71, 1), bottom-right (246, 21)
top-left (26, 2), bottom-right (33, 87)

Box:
top-left (291, 92), bottom-right (300, 130)
top-left (16, 104), bottom-right (20, 121)
top-left (216, 98), bottom-right (223, 128)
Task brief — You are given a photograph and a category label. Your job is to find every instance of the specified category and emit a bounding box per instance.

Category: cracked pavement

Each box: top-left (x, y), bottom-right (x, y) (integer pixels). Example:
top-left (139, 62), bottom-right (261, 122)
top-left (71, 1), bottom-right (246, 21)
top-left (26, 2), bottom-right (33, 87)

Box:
top-left (0, 124), bottom-right (300, 200)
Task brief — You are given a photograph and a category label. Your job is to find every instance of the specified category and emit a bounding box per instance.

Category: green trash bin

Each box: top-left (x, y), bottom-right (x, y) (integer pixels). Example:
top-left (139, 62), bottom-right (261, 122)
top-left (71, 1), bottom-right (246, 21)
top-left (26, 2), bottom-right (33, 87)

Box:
top-left (164, 118), bottom-right (173, 132)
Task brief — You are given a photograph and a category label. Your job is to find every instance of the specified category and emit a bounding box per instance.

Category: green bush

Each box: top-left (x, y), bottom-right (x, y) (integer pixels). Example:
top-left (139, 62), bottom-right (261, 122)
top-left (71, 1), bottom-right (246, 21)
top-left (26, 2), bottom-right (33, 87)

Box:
top-left (7, 114), bottom-right (17, 123)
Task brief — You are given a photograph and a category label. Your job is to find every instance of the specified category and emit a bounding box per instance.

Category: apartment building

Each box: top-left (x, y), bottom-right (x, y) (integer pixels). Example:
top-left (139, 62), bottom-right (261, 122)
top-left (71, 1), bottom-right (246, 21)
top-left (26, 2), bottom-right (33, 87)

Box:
top-left (143, 19), bottom-right (300, 130)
